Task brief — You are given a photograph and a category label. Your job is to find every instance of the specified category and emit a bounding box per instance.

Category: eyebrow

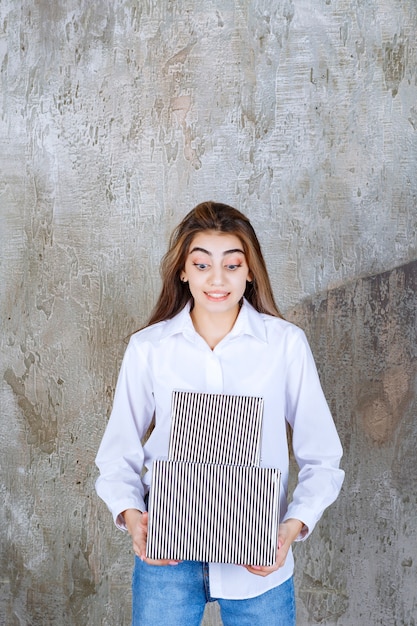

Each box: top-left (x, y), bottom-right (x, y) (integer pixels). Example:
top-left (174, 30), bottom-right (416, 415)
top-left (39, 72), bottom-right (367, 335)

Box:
top-left (189, 246), bottom-right (245, 256)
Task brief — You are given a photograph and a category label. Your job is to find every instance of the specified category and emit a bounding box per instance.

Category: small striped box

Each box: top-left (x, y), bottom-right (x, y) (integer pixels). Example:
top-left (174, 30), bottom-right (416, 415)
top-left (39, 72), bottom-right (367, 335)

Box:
top-left (146, 391), bottom-right (281, 565)
top-left (169, 391), bottom-right (264, 466)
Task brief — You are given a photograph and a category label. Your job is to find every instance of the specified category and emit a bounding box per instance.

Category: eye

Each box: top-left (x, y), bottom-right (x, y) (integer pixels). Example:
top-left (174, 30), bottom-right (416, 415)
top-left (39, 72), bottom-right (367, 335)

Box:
top-left (226, 263), bottom-right (242, 271)
top-left (193, 262), bottom-right (209, 270)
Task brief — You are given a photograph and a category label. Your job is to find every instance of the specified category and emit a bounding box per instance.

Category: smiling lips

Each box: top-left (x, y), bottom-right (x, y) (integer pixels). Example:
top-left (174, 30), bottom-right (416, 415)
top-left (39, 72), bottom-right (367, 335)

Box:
top-left (205, 291), bottom-right (230, 300)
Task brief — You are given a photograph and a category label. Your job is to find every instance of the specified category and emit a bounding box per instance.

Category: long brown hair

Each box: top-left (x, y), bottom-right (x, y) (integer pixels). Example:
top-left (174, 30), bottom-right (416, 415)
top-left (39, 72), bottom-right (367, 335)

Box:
top-left (146, 201), bottom-right (283, 326)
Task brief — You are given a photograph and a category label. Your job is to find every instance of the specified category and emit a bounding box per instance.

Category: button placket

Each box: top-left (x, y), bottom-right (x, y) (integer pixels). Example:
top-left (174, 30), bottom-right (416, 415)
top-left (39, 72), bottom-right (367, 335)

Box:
top-left (205, 351), bottom-right (223, 393)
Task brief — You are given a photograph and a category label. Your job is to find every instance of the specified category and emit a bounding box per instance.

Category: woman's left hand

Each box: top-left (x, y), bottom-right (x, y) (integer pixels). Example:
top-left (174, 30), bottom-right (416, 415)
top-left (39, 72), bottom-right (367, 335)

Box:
top-left (242, 518), bottom-right (305, 577)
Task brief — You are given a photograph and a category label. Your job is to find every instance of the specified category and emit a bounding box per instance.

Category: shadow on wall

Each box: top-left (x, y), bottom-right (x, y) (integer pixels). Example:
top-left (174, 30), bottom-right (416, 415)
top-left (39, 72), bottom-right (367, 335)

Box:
top-left (284, 259), bottom-right (417, 626)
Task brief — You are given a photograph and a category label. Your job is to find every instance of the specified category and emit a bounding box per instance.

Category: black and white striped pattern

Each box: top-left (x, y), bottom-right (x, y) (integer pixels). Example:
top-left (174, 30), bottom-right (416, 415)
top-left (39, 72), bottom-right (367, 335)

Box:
top-left (147, 461), bottom-right (280, 565)
top-left (147, 391), bottom-right (281, 565)
top-left (169, 391), bottom-right (264, 466)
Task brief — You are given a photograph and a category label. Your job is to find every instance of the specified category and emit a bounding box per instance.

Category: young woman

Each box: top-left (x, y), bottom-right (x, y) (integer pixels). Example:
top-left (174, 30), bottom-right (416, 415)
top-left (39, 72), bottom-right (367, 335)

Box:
top-left (95, 201), bottom-right (344, 626)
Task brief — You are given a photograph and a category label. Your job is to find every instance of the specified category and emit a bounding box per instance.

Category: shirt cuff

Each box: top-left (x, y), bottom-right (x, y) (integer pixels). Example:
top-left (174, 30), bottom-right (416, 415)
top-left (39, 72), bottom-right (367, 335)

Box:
top-left (115, 512), bottom-right (128, 531)
top-left (294, 523), bottom-right (309, 542)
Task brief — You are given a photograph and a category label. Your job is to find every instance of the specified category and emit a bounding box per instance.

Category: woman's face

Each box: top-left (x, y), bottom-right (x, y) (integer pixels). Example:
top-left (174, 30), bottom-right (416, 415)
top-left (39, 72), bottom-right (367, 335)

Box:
top-left (181, 230), bottom-right (252, 321)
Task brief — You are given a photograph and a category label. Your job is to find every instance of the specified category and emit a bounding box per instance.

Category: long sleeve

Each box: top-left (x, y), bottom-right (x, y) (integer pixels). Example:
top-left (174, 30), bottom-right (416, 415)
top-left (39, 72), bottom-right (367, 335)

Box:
top-left (283, 328), bottom-right (344, 538)
top-left (95, 337), bottom-right (155, 528)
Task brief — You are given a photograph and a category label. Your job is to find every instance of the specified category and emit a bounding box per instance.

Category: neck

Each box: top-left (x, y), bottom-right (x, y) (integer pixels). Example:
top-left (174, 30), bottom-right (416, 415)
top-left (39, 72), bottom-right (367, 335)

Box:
top-left (190, 305), bottom-right (240, 350)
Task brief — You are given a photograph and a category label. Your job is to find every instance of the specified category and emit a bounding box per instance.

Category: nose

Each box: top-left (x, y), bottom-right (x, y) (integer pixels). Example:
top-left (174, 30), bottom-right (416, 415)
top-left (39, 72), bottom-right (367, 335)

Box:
top-left (209, 265), bottom-right (224, 285)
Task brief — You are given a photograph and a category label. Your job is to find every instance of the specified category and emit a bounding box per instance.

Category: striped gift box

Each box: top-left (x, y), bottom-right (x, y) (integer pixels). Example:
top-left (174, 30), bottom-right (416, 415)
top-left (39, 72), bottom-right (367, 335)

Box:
top-left (169, 391), bottom-right (264, 466)
top-left (147, 460), bottom-right (281, 565)
top-left (146, 391), bottom-right (281, 565)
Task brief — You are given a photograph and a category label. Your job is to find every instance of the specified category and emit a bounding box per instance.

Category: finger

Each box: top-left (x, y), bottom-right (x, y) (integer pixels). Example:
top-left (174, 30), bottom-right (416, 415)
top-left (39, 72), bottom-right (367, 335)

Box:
top-left (139, 556), bottom-right (181, 566)
top-left (275, 546), bottom-right (289, 569)
top-left (136, 535), bottom-right (147, 558)
top-left (135, 512), bottom-right (148, 557)
top-left (242, 564), bottom-right (276, 577)
top-left (139, 511), bottom-right (149, 529)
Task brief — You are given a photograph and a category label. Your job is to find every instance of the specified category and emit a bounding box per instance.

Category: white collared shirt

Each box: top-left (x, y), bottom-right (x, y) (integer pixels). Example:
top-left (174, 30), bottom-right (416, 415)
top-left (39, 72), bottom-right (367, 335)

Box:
top-left (95, 300), bottom-right (344, 599)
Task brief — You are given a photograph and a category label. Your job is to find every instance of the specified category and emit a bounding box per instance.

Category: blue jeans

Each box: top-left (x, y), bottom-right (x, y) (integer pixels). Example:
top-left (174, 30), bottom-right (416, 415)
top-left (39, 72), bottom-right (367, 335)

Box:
top-left (132, 558), bottom-right (296, 626)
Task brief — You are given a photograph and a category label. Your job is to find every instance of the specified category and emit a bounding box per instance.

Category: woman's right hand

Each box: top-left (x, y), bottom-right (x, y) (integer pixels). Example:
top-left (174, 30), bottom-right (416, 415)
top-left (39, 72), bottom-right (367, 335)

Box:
top-left (122, 509), bottom-right (180, 566)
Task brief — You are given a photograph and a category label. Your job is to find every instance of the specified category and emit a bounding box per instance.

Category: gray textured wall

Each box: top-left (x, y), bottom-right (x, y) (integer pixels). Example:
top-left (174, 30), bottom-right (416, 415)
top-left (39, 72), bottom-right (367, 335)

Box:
top-left (0, 1), bottom-right (416, 624)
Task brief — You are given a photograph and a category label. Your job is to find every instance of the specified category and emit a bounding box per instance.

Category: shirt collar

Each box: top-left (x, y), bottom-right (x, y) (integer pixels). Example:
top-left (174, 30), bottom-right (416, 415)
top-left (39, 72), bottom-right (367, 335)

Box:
top-left (229, 299), bottom-right (268, 343)
top-left (160, 299), bottom-right (267, 344)
top-left (159, 301), bottom-right (195, 341)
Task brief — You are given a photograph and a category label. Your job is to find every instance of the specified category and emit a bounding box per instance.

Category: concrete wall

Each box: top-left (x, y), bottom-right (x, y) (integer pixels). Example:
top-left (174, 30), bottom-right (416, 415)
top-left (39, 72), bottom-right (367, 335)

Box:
top-left (0, 1), bottom-right (416, 624)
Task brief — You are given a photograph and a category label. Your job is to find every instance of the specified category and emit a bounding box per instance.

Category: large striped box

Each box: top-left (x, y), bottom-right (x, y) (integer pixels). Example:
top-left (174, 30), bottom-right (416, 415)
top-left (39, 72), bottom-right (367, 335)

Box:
top-left (146, 391), bottom-right (281, 565)
top-left (147, 460), bottom-right (281, 565)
